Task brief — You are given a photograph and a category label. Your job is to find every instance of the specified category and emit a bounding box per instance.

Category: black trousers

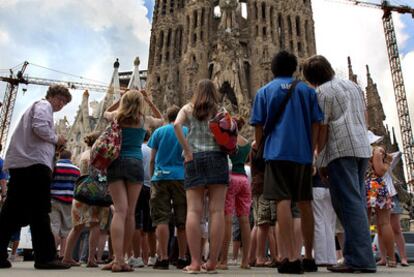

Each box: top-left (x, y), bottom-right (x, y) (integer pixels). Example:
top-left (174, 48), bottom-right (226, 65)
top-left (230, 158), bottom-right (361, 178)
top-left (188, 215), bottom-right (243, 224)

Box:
top-left (0, 164), bottom-right (56, 263)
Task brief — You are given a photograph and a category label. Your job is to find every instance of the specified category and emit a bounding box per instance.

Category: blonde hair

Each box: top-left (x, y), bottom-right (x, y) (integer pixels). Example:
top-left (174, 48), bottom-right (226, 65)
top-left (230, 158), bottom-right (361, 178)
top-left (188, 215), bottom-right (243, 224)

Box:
top-left (192, 79), bottom-right (219, 121)
top-left (116, 90), bottom-right (144, 126)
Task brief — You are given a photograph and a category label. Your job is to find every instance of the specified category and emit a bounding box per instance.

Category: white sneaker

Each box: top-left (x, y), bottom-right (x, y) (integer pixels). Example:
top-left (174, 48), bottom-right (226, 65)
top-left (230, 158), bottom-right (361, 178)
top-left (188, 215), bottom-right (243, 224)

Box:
top-left (128, 257), bottom-right (145, 268)
top-left (8, 254), bottom-right (16, 262)
top-left (147, 256), bottom-right (157, 266)
top-left (228, 258), bottom-right (238, 265)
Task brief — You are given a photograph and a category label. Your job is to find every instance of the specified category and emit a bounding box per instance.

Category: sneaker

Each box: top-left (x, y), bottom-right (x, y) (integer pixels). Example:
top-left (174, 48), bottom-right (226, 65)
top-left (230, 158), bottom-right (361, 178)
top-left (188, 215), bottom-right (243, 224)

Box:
top-left (153, 258), bottom-right (169, 270)
top-left (34, 260), bottom-right (71, 270)
top-left (228, 259), bottom-right (238, 265)
top-left (128, 257), bottom-right (145, 268)
top-left (302, 258), bottom-right (318, 272)
top-left (176, 258), bottom-right (189, 269)
top-left (0, 259), bottom-right (11, 269)
top-left (278, 259), bottom-right (304, 274)
top-left (147, 256), bottom-right (157, 266)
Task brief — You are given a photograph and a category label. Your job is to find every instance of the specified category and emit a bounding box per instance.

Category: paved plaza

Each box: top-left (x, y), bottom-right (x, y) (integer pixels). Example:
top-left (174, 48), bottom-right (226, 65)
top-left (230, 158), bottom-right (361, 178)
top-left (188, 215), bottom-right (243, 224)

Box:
top-left (0, 262), bottom-right (413, 277)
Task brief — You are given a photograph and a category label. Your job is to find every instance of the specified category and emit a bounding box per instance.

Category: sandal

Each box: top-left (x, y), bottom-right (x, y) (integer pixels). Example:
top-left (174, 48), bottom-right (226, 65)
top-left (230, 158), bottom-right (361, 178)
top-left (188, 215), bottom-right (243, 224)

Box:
top-left (111, 261), bottom-right (134, 273)
top-left (61, 259), bottom-right (80, 267)
top-left (216, 264), bottom-right (228, 270)
top-left (201, 263), bottom-right (217, 274)
top-left (240, 264), bottom-right (251, 270)
top-left (87, 261), bottom-right (99, 268)
top-left (376, 260), bottom-right (386, 266)
top-left (182, 265), bottom-right (201, 274)
top-left (102, 261), bottom-right (114, 271)
top-left (401, 261), bottom-right (409, 267)
top-left (386, 257), bottom-right (397, 268)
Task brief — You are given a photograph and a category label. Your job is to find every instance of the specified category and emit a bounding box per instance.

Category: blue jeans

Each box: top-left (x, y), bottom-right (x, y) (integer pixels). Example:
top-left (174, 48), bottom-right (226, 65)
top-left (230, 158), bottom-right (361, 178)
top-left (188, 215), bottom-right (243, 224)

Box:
top-left (327, 157), bottom-right (376, 271)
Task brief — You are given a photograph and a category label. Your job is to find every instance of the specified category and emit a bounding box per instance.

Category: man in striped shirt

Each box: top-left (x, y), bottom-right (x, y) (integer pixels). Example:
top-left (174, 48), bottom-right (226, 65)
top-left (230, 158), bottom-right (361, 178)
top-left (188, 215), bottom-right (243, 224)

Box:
top-left (50, 150), bottom-right (80, 258)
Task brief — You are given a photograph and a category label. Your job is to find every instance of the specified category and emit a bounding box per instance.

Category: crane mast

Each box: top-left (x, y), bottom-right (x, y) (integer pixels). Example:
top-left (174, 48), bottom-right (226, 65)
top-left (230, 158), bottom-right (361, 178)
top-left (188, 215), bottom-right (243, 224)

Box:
top-left (0, 62), bottom-right (28, 151)
top-left (0, 62), bottom-right (130, 155)
top-left (382, 7), bottom-right (414, 183)
top-left (336, 0), bottom-right (414, 185)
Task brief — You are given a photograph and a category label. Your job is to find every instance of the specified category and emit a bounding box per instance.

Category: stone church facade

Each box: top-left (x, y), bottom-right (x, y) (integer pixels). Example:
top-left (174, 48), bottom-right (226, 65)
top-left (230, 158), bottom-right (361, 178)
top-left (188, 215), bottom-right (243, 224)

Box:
top-left (58, 0), bottom-right (407, 189)
top-left (146, 0), bottom-right (316, 119)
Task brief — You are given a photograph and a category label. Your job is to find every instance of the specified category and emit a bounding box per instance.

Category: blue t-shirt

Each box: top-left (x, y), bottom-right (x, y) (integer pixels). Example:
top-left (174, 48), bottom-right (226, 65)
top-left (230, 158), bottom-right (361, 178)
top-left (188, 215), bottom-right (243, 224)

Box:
top-left (250, 77), bottom-right (324, 165)
top-left (148, 124), bottom-right (188, 181)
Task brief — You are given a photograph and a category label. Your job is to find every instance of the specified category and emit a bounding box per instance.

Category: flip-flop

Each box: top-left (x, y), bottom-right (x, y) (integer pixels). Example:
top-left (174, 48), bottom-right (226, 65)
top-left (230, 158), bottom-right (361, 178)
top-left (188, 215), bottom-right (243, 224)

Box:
top-left (401, 262), bottom-right (410, 267)
top-left (61, 260), bottom-right (81, 267)
top-left (86, 262), bottom-right (99, 268)
top-left (376, 260), bottom-right (386, 266)
top-left (111, 262), bottom-right (134, 273)
top-left (101, 261), bottom-right (114, 271)
top-left (182, 265), bottom-right (201, 274)
top-left (216, 264), bottom-right (228, 270)
top-left (201, 263), bottom-right (218, 274)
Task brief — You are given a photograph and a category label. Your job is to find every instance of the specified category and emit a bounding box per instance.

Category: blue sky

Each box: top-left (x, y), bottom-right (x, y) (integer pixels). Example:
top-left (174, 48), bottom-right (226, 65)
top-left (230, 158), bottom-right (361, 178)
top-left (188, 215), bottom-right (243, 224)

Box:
top-left (0, 0), bottom-right (413, 149)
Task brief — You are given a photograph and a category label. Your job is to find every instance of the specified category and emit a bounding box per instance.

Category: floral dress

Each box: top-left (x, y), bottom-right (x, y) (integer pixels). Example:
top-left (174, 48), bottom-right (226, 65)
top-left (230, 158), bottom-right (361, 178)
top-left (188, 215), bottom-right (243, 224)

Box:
top-left (365, 166), bottom-right (393, 210)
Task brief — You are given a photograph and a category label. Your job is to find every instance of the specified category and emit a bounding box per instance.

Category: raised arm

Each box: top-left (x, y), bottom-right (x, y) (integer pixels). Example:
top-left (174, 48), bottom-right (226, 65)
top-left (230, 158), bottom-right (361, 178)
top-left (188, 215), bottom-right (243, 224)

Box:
top-left (141, 90), bottom-right (162, 119)
top-left (174, 105), bottom-right (192, 162)
top-left (372, 147), bottom-right (392, 177)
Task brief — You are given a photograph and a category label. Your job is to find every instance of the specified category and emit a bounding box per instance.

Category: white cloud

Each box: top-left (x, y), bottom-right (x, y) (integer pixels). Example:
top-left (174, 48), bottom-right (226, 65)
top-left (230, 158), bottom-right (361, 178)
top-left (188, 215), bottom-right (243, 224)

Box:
top-left (0, 0), bottom-right (152, 147)
top-left (313, 0), bottom-right (414, 156)
top-left (0, 30), bottom-right (10, 45)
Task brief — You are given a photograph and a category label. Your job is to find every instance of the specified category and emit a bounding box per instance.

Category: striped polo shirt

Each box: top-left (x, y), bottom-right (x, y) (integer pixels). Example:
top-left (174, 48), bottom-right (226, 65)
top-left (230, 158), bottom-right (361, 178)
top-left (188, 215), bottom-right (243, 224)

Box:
top-left (50, 159), bottom-right (80, 204)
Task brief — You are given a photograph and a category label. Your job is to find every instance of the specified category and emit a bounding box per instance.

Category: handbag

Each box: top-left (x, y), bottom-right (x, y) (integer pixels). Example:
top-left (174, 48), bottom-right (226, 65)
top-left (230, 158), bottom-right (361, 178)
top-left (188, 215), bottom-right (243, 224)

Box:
top-left (252, 80), bottom-right (300, 170)
top-left (209, 108), bottom-right (238, 155)
top-left (73, 173), bottom-right (112, 207)
top-left (90, 120), bottom-right (122, 171)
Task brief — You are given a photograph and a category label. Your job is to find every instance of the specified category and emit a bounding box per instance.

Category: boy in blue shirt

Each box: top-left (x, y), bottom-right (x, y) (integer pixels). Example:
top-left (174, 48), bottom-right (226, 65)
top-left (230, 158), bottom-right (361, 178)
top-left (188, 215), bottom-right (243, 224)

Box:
top-left (250, 51), bottom-right (323, 274)
top-left (148, 105), bottom-right (189, 270)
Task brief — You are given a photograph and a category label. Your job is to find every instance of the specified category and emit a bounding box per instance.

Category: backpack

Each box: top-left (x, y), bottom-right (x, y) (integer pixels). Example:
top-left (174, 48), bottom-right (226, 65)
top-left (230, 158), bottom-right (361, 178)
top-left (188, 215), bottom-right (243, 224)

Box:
top-left (90, 120), bottom-right (122, 171)
top-left (209, 109), bottom-right (238, 155)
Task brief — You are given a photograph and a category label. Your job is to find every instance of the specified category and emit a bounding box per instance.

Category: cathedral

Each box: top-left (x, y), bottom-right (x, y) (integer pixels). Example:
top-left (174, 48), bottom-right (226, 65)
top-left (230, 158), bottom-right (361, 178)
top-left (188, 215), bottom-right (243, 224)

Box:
top-left (58, 0), bottom-right (406, 189)
top-left (146, 0), bottom-right (316, 119)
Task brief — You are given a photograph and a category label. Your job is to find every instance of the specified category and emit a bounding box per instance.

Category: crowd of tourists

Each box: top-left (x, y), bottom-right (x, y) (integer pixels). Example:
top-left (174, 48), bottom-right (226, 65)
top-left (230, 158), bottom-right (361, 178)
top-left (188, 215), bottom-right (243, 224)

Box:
top-left (0, 51), bottom-right (410, 274)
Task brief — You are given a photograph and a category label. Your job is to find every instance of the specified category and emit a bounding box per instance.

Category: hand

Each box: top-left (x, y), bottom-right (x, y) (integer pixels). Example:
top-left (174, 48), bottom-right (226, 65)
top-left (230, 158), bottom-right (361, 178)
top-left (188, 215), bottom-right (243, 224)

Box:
top-left (319, 167), bottom-right (329, 184)
top-left (57, 135), bottom-right (67, 146)
top-left (184, 150), bottom-right (193, 163)
top-left (384, 153), bottom-right (393, 165)
top-left (252, 141), bottom-right (258, 150)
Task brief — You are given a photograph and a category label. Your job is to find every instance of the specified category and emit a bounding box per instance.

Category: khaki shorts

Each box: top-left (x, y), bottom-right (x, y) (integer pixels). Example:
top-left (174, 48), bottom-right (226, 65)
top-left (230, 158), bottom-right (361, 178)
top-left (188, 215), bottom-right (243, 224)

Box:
top-left (50, 199), bottom-right (72, 237)
top-left (150, 180), bottom-right (187, 228)
top-left (252, 194), bottom-right (276, 226)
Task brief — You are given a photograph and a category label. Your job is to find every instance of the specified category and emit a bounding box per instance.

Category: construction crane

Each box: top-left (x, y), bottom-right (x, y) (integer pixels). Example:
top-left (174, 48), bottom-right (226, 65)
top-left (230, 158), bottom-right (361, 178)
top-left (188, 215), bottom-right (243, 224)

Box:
top-left (0, 61), bottom-right (126, 154)
top-left (332, 0), bottom-right (414, 185)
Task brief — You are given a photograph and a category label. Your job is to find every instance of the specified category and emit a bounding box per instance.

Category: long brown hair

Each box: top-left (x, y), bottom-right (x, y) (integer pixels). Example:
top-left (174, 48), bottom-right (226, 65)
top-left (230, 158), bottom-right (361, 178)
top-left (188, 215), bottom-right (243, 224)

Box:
top-left (192, 79), bottom-right (219, 121)
top-left (116, 90), bottom-right (144, 126)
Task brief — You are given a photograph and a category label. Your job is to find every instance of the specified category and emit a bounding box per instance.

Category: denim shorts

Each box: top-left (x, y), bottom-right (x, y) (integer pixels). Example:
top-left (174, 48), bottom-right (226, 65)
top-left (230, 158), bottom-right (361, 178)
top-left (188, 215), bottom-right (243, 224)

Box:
top-left (184, 151), bottom-right (229, 189)
top-left (107, 157), bottom-right (144, 184)
top-left (391, 195), bottom-right (403, 214)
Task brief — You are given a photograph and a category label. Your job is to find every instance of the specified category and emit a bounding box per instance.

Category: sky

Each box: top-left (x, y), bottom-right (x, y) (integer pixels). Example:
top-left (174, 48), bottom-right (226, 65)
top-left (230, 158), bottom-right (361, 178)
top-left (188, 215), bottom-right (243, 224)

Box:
top-left (0, 0), bottom-right (413, 149)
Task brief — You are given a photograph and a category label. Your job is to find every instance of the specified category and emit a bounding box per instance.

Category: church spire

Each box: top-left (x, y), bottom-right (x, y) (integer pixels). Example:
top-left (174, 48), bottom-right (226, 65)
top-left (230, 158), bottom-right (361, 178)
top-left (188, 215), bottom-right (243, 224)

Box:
top-left (128, 57), bottom-right (142, 90)
top-left (365, 64), bottom-right (387, 136)
top-left (94, 58), bottom-right (121, 132)
top-left (348, 56), bottom-right (358, 83)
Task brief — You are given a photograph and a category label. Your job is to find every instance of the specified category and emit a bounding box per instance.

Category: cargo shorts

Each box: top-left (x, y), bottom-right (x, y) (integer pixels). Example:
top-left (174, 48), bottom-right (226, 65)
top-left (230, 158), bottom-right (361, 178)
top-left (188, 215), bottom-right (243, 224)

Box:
top-left (150, 180), bottom-right (187, 228)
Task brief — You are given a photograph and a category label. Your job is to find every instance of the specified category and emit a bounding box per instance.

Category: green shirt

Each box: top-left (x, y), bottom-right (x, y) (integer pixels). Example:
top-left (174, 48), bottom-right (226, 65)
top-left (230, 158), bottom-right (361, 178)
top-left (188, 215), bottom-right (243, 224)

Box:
top-left (230, 143), bottom-right (251, 174)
